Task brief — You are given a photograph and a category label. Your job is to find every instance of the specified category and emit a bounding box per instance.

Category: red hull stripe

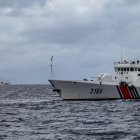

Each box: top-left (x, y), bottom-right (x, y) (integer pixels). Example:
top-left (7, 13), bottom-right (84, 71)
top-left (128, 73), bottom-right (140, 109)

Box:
top-left (120, 85), bottom-right (132, 99)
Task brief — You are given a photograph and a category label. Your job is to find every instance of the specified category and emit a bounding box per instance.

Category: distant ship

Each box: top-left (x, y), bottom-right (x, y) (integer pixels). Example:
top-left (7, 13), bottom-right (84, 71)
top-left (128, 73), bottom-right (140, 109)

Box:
top-left (49, 59), bottom-right (140, 100)
top-left (0, 81), bottom-right (10, 85)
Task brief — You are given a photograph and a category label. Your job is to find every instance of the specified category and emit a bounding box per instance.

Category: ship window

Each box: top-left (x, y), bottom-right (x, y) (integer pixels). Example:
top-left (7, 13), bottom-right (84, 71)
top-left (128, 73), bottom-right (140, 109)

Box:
top-left (118, 68), bottom-right (120, 71)
top-left (127, 68), bottom-right (129, 71)
top-left (138, 68), bottom-right (140, 71)
top-left (130, 67), bottom-right (134, 71)
top-left (121, 68), bottom-right (123, 71)
top-left (135, 68), bottom-right (137, 71)
top-left (138, 74), bottom-right (140, 76)
top-left (124, 68), bottom-right (126, 71)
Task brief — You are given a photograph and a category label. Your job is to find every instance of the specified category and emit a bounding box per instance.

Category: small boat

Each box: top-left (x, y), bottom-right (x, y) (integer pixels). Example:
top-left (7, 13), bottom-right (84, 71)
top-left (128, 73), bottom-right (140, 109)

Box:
top-left (49, 60), bottom-right (140, 100)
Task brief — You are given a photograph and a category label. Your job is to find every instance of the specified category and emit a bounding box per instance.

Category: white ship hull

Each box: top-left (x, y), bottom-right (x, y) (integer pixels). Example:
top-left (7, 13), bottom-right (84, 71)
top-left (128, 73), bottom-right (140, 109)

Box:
top-left (49, 80), bottom-right (140, 100)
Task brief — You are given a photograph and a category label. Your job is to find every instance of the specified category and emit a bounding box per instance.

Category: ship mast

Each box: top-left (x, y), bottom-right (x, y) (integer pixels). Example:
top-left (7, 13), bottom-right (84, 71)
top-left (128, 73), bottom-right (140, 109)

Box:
top-left (50, 56), bottom-right (55, 79)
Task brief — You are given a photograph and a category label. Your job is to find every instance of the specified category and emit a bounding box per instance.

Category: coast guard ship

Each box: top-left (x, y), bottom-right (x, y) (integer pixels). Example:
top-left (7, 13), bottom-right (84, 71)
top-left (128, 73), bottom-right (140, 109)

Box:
top-left (49, 59), bottom-right (140, 100)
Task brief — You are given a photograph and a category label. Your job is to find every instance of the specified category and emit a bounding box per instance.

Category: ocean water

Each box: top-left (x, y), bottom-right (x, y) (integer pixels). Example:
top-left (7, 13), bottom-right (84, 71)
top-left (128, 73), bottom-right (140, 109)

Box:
top-left (0, 85), bottom-right (140, 140)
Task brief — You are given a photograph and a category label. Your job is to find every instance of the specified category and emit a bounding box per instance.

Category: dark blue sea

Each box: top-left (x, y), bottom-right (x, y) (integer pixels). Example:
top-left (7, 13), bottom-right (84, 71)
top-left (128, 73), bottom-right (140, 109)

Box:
top-left (0, 85), bottom-right (140, 140)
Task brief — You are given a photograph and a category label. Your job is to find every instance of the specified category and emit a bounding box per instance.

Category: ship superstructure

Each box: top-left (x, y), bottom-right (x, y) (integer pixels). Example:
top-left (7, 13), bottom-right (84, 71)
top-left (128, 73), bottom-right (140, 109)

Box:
top-left (113, 60), bottom-right (140, 86)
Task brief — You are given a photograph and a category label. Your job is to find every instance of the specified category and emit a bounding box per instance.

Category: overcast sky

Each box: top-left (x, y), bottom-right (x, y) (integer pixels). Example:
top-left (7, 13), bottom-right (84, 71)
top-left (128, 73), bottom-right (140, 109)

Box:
top-left (0, 0), bottom-right (140, 84)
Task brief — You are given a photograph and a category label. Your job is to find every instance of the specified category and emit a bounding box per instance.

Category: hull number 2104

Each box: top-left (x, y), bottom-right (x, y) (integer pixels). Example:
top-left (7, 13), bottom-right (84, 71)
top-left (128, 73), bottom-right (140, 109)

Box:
top-left (90, 88), bottom-right (103, 94)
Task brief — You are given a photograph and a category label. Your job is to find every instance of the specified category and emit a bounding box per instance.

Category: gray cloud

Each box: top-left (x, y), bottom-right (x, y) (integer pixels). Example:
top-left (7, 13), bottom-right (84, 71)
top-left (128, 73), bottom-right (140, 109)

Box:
top-left (0, 0), bottom-right (140, 83)
top-left (0, 0), bottom-right (46, 8)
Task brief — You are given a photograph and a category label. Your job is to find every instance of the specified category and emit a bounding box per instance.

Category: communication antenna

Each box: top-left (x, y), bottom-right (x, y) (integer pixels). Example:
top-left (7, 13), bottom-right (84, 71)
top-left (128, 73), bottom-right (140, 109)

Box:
top-left (130, 48), bottom-right (133, 62)
top-left (128, 48), bottom-right (131, 62)
top-left (50, 56), bottom-right (55, 79)
top-left (134, 51), bottom-right (137, 62)
top-left (137, 51), bottom-right (139, 61)
top-left (121, 48), bottom-right (123, 62)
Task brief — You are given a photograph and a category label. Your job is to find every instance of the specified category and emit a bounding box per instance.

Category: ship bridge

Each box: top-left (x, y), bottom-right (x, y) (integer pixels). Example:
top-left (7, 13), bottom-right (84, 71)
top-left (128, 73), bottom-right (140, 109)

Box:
top-left (113, 60), bottom-right (140, 85)
top-left (114, 60), bottom-right (140, 74)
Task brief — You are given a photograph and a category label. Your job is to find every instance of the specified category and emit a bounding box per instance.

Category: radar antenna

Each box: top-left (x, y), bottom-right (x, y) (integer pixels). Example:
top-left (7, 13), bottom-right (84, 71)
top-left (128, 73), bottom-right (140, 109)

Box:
top-left (50, 56), bottom-right (55, 79)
